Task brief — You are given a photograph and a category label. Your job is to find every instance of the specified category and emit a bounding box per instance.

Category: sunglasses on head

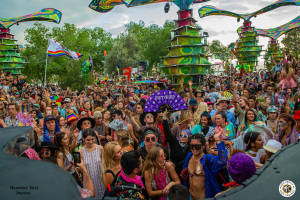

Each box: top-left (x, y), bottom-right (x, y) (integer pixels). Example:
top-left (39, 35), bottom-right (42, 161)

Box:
top-left (145, 136), bottom-right (156, 143)
top-left (190, 144), bottom-right (202, 150)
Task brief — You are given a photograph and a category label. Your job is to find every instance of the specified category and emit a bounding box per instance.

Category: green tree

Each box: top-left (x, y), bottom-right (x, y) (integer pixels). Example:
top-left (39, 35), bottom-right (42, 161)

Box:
top-left (104, 34), bottom-right (141, 74)
top-left (281, 28), bottom-right (300, 59)
top-left (124, 20), bottom-right (176, 71)
top-left (208, 40), bottom-right (231, 63)
top-left (22, 23), bottom-right (113, 90)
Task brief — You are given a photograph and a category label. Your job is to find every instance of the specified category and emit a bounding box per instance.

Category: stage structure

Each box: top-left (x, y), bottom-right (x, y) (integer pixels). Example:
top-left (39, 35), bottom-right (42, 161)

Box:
top-left (255, 16), bottom-right (300, 69)
top-left (0, 8), bottom-right (62, 74)
top-left (198, 0), bottom-right (300, 72)
top-left (88, 0), bottom-right (212, 85)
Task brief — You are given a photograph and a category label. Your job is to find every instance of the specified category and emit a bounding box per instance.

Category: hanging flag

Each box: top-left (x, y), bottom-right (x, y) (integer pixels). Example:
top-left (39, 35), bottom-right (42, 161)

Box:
top-left (47, 39), bottom-right (83, 60)
top-left (117, 60), bottom-right (121, 75)
top-left (122, 67), bottom-right (132, 82)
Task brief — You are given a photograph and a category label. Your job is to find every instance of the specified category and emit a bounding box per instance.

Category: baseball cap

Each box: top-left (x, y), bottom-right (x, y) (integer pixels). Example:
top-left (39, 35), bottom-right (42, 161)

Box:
top-left (44, 115), bottom-right (56, 122)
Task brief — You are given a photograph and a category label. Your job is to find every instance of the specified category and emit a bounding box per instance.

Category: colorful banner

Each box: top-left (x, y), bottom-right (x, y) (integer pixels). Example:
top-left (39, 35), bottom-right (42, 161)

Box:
top-left (256, 15), bottom-right (300, 39)
top-left (89, 0), bottom-right (210, 13)
top-left (0, 8), bottom-right (62, 29)
top-left (47, 39), bottom-right (82, 60)
top-left (198, 0), bottom-right (300, 21)
top-left (122, 67), bottom-right (132, 81)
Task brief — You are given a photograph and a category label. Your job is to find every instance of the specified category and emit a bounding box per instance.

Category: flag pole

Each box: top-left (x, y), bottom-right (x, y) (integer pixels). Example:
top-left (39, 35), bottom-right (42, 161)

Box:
top-left (44, 39), bottom-right (50, 88)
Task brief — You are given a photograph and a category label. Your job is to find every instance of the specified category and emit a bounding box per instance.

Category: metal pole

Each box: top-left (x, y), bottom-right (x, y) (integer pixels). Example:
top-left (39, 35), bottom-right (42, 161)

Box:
top-left (44, 39), bottom-right (49, 88)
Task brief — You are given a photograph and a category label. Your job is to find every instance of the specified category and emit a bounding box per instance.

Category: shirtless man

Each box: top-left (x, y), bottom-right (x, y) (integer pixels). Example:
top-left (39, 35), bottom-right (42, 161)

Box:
top-left (182, 132), bottom-right (227, 199)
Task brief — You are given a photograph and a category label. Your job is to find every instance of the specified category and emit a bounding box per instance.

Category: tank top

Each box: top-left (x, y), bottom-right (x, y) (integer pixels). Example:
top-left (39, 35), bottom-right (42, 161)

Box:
top-left (82, 146), bottom-right (105, 197)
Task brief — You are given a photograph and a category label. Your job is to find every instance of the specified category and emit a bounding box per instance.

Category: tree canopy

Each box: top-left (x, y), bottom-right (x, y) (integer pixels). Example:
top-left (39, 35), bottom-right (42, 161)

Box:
top-left (281, 28), bottom-right (300, 59)
top-left (22, 21), bottom-right (175, 89)
top-left (22, 23), bottom-right (113, 90)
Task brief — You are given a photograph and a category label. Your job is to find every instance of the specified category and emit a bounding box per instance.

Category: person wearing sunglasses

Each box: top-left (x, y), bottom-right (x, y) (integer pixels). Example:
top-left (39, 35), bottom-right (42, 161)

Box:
top-left (181, 132), bottom-right (227, 199)
top-left (138, 127), bottom-right (168, 161)
top-left (38, 142), bottom-right (57, 163)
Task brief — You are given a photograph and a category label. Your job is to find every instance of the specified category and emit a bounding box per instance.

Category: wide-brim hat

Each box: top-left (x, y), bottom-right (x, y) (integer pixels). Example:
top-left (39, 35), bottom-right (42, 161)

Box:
top-left (217, 97), bottom-right (230, 105)
top-left (38, 142), bottom-right (58, 151)
top-left (77, 117), bottom-right (96, 130)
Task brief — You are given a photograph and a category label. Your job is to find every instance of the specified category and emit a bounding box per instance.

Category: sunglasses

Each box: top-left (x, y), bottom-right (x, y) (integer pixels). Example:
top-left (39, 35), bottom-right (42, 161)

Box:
top-left (145, 136), bottom-right (156, 143)
top-left (41, 150), bottom-right (50, 156)
top-left (180, 133), bottom-right (188, 138)
top-left (279, 121), bottom-right (287, 126)
top-left (190, 144), bottom-right (202, 150)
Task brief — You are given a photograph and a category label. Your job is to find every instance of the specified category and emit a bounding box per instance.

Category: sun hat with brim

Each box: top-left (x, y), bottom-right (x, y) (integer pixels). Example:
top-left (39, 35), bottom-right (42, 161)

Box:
top-left (263, 139), bottom-right (282, 154)
top-left (293, 110), bottom-right (300, 120)
top-left (38, 142), bottom-right (58, 151)
top-left (77, 117), bottom-right (95, 130)
top-left (216, 97), bottom-right (229, 105)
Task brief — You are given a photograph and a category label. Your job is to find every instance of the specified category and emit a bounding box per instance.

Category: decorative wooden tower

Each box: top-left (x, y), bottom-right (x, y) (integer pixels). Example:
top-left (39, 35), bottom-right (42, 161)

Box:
top-left (0, 28), bottom-right (26, 74)
top-left (0, 8), bottom-right (62, 74)
top-left (161, 9), bottom-right (211, 85)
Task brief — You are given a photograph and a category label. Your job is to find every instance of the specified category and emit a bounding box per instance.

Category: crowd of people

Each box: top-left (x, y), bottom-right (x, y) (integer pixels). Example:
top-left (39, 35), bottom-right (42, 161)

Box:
top-left (0, 54), bottom-right (300, 200)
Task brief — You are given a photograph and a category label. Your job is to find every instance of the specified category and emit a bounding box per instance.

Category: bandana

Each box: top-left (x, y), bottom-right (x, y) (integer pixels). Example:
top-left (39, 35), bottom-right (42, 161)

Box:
top-left (24, 148), bottom-right (41, 160)
top-left (120, 169), bottom-right (145, 189)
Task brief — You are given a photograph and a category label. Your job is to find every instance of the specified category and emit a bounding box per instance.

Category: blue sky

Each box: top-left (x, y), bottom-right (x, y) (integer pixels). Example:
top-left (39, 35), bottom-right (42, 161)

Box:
top-left (1, 0), bottom-right (299, 66)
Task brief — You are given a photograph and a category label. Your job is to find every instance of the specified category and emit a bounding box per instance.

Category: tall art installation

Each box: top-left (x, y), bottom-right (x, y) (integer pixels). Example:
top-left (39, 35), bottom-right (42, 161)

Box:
top-left (88, 0), bottom-right (212, 85)
top-left (255, 16), bottom-right (300, 69)
top-left (0, 8), bottom-right (62, 74)
top-left (198, 0), bottom-right (300, 73)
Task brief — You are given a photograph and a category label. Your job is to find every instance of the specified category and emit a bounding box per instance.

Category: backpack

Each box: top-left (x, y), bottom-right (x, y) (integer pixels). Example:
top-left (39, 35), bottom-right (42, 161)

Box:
top-left (103, 171), bottom-right (142, 199)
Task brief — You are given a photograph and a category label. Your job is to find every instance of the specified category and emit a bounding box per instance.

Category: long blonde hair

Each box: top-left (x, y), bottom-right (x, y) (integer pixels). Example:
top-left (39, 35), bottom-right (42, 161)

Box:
top-left (142, 146), bottom-right (162, 179)
top-left (101, 141), bottom-right (120, 181)
top-left (193, 102), bottom-right (208, 124)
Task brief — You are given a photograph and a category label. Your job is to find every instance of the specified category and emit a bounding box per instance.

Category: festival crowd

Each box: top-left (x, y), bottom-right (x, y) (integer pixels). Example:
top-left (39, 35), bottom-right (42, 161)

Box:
top-left (0, 54), bottom-right (300, 200)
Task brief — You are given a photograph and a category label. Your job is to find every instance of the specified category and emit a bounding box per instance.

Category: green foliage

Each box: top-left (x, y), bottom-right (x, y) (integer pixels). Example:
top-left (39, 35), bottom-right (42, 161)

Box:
top-left (104, 20), bottom-right (176, 73)
top-left (281, 28), bottom-right (300, 59)
top-left (264, 40), bottom-right (283, 71)
top-left (22, 20), bottom-right (175, 87)
top-left (104, 34), bottom-right (141, 74)
top-left (208, 40), bottom-right (231, 63)
top-left (22, 23), bottom-right (113, 90)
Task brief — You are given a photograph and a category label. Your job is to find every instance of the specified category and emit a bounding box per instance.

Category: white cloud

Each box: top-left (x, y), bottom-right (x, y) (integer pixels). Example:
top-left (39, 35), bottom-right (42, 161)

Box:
top-left (1, 0), bottom-right (299, 68)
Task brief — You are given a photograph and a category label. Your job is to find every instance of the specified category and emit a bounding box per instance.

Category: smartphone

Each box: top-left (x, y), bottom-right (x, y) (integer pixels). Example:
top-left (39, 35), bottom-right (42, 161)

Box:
top-left (73, 152), bottom-right (81, 164)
